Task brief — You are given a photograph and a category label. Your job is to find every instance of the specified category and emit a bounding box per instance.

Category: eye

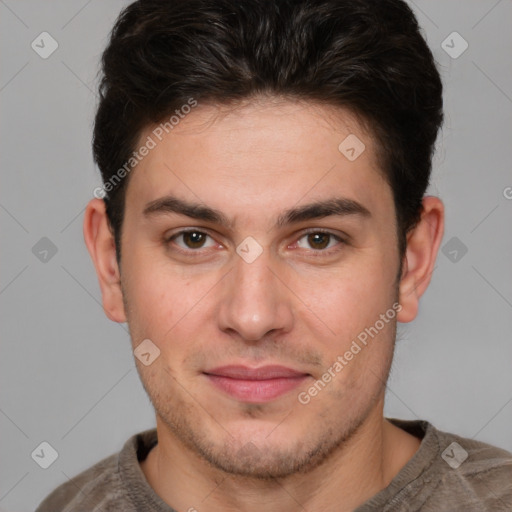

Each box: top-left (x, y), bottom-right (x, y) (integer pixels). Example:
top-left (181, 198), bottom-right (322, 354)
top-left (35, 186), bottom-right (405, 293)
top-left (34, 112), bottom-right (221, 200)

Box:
top-left (169, 230), bottom-right (217, 250)
top-left (295, 231), bottom-right (342, 251)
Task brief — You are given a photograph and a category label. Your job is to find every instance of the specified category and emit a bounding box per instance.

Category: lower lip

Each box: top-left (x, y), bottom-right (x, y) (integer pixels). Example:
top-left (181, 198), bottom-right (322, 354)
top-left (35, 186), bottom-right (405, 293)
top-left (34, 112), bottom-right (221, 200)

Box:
top-left (205, 374), bottom-right (309, 403)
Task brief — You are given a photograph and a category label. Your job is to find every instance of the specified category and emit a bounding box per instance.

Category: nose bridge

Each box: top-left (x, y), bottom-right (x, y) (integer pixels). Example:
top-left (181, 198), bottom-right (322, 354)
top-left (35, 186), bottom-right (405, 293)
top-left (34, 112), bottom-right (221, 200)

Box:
top-left (235, 254), bottom-right (274, 304)
top-left (217, 251), bottom-right (293, 341)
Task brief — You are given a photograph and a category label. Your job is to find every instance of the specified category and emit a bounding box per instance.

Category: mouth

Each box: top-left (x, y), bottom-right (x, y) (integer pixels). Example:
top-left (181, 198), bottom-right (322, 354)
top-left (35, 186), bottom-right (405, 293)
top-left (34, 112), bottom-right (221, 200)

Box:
top-left (203, 365), bottom-right (310, 403)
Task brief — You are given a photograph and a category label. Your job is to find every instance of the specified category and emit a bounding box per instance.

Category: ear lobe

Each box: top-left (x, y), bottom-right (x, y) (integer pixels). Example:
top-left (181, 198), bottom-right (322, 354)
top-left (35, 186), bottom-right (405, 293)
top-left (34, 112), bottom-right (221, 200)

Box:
top-left (83, 198), bottom-right (127, 323)
top-left (397, 196), bottom-right (444, 323)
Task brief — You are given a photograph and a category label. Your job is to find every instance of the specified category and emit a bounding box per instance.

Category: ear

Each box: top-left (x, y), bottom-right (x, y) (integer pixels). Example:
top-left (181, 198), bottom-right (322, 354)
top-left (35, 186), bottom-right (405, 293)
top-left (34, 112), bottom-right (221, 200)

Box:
top-left (83, 198), bottom-right (127, 323)
top-left (397, 196), bottom-right (444, 323)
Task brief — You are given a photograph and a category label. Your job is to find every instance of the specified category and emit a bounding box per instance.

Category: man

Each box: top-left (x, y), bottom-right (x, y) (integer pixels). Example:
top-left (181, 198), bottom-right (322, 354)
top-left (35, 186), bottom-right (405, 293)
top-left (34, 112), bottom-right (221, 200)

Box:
top-left (36, 0), bottom-right (512, 510)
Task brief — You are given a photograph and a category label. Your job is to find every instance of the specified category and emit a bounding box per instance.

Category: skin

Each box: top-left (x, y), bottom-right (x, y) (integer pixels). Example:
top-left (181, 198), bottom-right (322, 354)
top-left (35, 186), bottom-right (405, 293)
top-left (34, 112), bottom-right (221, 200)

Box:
top-left (84, 97), bottom-right (444, 512)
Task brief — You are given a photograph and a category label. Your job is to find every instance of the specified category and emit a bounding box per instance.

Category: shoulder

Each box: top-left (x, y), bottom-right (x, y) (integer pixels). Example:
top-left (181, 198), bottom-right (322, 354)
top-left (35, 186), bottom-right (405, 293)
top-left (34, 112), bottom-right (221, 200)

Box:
top-left (432, 423), bottom-right (512, 474)
top-left (35, 429), bottom-right (158, 512)
top-left (35, 451), bottom-right (123, 512)
top-left (433, 426), bottom-right (512, 504)
top-left (394, 419), bottom-right (512, 511)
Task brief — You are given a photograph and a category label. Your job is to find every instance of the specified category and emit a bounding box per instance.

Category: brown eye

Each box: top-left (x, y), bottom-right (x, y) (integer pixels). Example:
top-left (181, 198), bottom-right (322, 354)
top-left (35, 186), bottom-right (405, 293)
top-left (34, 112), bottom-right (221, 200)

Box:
top-left (170, 230), bottom-right (216, 251)
top-left (182, 231), bottom-right (207, 248)
top-left (307, 233), bottom-right (331, 250)
top-left (294, 231), bottom-right (344, 252)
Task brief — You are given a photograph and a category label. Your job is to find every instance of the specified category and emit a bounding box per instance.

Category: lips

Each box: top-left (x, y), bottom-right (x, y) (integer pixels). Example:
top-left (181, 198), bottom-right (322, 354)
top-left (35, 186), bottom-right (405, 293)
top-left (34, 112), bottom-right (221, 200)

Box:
top-left (204, 365), bottom-right (310, 403)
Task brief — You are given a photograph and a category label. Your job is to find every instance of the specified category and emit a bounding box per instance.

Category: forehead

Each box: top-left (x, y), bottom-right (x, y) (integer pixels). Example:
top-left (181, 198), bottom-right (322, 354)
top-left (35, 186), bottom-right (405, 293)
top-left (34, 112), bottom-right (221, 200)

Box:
top-left (124, 99), bottom-right (392, 224)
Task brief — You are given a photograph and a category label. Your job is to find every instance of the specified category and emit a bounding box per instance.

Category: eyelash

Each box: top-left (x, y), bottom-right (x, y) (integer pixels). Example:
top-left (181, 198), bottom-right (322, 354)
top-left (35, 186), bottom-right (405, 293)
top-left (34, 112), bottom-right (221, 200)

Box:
top-left (165, 228), bottom-right (347, 257)
top-left (165, 229), bottom-right (219, 257)
top-left (292, 229), bottom-right (346, 255)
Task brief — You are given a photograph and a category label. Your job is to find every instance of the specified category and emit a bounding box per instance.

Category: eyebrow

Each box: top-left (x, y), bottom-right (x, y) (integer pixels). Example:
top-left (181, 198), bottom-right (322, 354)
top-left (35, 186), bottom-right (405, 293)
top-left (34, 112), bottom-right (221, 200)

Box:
top-left (276, 198), bottom-right (370, 226)
top-left (143, 196), bottom-right (231, 226)
top-left (143, 195), bottom-right (371, 227)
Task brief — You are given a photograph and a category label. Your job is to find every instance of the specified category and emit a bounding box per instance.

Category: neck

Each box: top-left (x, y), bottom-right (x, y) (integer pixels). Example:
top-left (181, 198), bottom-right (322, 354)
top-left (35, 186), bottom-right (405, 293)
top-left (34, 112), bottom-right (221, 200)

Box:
top-left (140, 401), bottom-right (421, 512)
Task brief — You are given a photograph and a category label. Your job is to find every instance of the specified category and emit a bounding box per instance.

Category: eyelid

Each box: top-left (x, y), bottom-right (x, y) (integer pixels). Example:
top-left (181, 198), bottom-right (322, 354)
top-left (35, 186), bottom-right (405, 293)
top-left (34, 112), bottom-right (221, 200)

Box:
top-left (295, 227), bottom-right (347, 243)
top-left (290, 228), bottom-right (347, 253)
top-left (164, 227), bottom-right (348, 256)
top-left (166, 228), bottom-right (221, 251)
top-left (166, 227), bottom-right (215, 240)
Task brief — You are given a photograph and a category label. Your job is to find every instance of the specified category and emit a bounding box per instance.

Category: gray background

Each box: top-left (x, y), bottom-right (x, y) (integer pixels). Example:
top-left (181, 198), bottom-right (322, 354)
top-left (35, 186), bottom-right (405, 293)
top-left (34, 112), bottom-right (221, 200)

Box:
top-left (1, 1), bottom-right (511, 510)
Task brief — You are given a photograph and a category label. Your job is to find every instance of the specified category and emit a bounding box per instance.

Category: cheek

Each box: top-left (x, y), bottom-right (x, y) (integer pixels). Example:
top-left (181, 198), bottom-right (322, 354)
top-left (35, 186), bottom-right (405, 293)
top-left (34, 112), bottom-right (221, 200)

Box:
top-left (122, 253), bottom-right (216, 348)
top-left (290, 256), bottom-right (394, 343)
top-left (121, 252), bottom-right (175, 340)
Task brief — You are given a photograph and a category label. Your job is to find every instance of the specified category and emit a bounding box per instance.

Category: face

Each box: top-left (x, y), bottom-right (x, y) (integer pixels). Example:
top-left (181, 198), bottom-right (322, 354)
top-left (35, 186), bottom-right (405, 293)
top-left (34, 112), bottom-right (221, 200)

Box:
top-left (119, 99), bottom-right (402, 478)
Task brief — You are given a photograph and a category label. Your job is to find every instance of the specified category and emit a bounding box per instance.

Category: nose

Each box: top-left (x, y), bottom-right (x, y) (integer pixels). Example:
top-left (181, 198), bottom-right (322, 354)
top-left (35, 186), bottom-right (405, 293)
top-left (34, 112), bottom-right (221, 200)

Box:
top-left (216, 251), bottom-right (294, 342)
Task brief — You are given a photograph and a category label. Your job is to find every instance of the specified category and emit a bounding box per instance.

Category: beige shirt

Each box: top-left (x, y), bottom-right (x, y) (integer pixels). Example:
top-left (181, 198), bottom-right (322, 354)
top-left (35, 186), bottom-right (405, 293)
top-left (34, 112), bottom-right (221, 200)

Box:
top-left (36, 419), bottom-right (512, 511)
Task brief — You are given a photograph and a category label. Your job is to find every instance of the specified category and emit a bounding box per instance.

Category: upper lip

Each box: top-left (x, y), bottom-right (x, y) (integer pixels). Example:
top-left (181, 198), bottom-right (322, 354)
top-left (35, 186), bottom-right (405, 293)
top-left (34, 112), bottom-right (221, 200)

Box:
top-left (204, 365), bottom-right (309, 380)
